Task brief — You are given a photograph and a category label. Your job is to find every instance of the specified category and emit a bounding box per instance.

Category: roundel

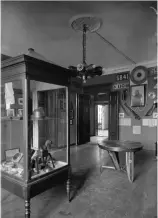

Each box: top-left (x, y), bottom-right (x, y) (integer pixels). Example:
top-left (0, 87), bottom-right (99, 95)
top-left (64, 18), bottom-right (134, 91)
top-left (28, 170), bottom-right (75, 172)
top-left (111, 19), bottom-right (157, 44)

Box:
top-left (130, 66), bottom-right (148, 84)
top-left (148, 92), bottom-right (156, 99)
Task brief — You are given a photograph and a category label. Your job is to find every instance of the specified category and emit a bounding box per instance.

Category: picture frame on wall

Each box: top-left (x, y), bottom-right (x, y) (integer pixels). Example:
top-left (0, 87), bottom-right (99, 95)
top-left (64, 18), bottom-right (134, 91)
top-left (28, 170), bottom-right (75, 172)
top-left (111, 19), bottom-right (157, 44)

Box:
top-left (131, 85), bottom-right (145, 107)
top-left (7, 109), bottom-right (15, 117)
top-left (18, 98), bottom-right (23, 105)
top-left (17, 109), bottom-right (23, 117)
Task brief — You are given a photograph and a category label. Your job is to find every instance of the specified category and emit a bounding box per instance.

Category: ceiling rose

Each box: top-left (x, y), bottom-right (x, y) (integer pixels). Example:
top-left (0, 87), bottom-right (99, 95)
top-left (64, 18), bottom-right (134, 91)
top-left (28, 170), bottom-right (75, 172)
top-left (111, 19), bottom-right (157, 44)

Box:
top-left (68, 15), bottom-right (103, 83)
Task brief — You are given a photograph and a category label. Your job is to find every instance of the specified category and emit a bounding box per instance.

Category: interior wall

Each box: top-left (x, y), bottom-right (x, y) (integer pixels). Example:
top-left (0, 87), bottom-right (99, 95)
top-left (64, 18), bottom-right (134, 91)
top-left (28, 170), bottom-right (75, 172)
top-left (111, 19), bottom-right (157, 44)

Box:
top-left (86, 65), bottom-right (157, 150)
top-left (119, 67), bottom-right (157, 150)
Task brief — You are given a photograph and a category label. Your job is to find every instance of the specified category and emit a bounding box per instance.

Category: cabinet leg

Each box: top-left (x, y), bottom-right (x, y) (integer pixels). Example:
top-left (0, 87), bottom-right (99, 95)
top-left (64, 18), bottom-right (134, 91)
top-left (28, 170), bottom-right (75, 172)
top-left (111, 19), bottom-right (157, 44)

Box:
top-left (66, 167), bottom-right (71, 202)
top-left (66, 178), bottom-right (71, 202)
top-left (25, 199), bottom-right (30, 218)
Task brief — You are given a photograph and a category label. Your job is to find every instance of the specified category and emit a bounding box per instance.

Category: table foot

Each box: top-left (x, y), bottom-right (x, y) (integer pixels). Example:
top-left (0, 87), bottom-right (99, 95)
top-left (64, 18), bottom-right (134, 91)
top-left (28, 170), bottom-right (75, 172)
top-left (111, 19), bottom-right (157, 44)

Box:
top-left (120, 165), bottom-right (127, 173)
top-left (102, 165), bottom-right (116, 170)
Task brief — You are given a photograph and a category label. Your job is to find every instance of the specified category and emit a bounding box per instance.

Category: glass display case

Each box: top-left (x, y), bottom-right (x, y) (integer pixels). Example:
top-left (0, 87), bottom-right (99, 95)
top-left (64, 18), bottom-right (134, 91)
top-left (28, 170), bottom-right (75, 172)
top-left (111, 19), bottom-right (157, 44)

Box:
top-left (1, 52), bottom-right (73, 218)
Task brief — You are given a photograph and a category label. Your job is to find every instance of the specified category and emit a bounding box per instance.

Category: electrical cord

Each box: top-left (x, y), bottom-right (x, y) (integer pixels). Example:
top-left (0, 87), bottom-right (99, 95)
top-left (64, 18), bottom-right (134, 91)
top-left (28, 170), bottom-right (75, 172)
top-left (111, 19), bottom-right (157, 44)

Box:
top-left (95, 31), bottom-right (136, 65)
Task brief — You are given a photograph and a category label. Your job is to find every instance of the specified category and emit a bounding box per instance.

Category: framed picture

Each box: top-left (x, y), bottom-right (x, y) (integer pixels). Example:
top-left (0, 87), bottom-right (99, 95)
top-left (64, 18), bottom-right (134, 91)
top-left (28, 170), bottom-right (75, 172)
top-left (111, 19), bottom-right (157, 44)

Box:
top-left (12, 152), bottom-right (23, 163)
top-left (5, 148), bottom-right (20, 161)
top-left (17, 109), bottom-right (23, 117)
top-left (7, 109), bottom-right (15, 117)
top-left (131, 85), bottom-right (145, 107)
top-left (119, 113), bottom-right (124, 118)
top-left (18, 98), bottom-right (23, 105)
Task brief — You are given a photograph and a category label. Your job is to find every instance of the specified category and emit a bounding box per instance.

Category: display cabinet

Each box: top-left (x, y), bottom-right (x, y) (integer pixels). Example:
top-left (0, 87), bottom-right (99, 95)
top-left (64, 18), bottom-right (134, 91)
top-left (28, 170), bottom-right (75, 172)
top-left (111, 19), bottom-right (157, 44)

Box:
top-left (1, 50), bottom-right (75, 217)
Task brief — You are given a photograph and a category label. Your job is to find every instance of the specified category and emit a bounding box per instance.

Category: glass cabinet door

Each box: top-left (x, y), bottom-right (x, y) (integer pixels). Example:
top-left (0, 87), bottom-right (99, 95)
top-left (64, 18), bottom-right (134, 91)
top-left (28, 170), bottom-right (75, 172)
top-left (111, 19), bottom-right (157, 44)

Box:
top-left (29, 80), bottom-right (68, 180)
top-left (1, 79), bottom-right (25, 181)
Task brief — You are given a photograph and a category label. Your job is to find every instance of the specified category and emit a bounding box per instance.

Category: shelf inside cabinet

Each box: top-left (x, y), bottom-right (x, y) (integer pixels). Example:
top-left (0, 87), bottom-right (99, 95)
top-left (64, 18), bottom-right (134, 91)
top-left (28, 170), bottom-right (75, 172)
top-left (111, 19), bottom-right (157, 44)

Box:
top-left (30, 116), bottom-right (56, 121)
top-left (1, 117), bottom-right (23, 121)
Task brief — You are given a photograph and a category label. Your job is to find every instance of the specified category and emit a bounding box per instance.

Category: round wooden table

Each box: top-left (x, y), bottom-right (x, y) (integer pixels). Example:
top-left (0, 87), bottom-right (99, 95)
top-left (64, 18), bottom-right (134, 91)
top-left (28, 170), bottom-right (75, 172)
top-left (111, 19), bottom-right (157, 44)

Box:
top-left (98, 140), bottom-right (143, 182)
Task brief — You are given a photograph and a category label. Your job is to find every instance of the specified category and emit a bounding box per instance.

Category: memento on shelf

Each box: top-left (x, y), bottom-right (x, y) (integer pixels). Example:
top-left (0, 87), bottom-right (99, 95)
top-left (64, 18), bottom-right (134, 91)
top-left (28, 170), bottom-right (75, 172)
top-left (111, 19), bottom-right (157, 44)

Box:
top-left (31, 139), bottom-right (56, 174)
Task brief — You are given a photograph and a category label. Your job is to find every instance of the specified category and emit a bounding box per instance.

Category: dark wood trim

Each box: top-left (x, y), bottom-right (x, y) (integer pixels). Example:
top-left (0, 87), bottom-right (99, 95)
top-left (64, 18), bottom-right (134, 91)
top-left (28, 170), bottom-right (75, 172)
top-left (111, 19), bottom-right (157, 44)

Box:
top-left (1, 54), bottom-right (74, 86)
top-left (83, 84), bottom-right (112, 96)
top-left (108, 91), bottom-right (119, 140)
top-left (70, 143), bottom-right (76, 146)
top-left (83, 73), bottom-right (116, 87)
top-left (1, 63), bottom-right (26, 80)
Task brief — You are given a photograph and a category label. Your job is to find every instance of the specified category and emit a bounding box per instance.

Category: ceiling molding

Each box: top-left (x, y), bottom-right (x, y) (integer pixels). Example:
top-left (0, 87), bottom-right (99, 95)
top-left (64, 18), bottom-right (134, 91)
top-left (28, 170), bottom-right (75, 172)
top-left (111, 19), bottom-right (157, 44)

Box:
top-left (103, 59), bottom-right (157, 75)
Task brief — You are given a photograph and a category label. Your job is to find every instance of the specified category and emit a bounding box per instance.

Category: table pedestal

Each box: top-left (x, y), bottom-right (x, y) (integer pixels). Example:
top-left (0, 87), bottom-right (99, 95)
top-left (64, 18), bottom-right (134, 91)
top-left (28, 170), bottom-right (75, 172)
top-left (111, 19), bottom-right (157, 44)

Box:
top-left (98, 140), bottom-right (143, 183)
top-left (126, 152), bottom-right (134, 182)
top-left (100, 150), bottom-right (135, 182)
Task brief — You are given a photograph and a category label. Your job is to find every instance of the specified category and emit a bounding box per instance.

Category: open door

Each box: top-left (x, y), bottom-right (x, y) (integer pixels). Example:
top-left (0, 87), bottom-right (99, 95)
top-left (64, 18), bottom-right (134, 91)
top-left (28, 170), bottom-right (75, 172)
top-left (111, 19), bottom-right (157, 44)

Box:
top-left (95, 104), bottom-right (109, 137)
top-left (77, 94), bottom-right (90, 145)
top-left (109, 91), bottom-right (119, 140)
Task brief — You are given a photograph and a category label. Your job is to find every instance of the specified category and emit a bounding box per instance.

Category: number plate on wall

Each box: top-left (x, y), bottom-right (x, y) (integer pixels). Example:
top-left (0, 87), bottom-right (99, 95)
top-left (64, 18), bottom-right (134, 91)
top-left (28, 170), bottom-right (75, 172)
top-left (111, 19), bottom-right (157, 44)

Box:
top-left (112, 82), bottom-right (129, 91)
top-left (116, 72), bottom-right (129, 82)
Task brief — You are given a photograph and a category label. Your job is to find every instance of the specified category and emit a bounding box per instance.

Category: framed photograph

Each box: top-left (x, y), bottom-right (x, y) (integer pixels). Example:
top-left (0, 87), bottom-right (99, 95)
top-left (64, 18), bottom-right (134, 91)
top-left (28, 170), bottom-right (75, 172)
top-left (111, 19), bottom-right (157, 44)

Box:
top-left (131, 85), bottom-right (145, 107)
top-left (17, 109), bottom-right (23, 117)
top-left (12, 152), bottom-right (23, 163)
top-left (119, 113), bottom-right (124, 118)
top-left (18, 98), bottom-right (23, 105)
top-left (5, 148), bottom-right (20, 161)
top-left (7, 109), bottom-right (15, 117)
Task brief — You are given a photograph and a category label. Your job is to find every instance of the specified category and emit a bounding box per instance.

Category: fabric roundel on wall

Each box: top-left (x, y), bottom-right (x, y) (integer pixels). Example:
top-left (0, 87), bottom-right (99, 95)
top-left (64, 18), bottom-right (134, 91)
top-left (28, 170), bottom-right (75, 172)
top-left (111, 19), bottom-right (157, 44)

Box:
top-left (130, 66), bottom-right (148, 84)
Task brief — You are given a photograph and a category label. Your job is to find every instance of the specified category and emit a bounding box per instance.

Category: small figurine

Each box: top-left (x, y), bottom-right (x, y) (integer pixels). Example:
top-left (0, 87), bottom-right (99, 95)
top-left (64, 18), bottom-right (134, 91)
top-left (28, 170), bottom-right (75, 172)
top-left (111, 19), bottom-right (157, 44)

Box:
top-left (31, 140), bottom-right (56, 173)
top-left (40, 140), bottom-right (55, 168)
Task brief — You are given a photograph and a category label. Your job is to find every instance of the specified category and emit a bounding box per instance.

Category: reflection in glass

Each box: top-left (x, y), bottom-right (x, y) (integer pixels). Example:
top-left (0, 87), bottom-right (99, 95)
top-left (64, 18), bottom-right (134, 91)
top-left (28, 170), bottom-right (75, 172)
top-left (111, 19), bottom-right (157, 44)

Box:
top-left (29, 80), bottom-right (67, 179)
top-left (1, 80), bottom-right (24, 180)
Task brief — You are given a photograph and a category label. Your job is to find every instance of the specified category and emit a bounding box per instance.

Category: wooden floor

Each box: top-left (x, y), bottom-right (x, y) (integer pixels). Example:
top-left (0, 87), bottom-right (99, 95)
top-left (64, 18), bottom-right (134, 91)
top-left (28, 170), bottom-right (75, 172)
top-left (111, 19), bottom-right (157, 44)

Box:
top-left (1, 143), bottom-right (157, 218)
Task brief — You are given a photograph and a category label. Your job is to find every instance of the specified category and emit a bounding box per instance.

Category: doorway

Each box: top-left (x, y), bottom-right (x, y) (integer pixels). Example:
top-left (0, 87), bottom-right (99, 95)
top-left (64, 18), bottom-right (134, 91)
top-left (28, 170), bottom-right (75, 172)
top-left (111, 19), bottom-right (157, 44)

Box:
top-left (77, 94), bottom-right (90, 145)
top-left (95, 104), bottom-right (109, 137)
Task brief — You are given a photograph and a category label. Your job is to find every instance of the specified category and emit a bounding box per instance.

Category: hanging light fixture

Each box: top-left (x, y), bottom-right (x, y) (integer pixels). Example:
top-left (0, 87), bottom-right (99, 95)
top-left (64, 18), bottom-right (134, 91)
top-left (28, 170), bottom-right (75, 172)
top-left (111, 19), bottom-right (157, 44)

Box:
top-left (68, 15), bottom-right (103, 83)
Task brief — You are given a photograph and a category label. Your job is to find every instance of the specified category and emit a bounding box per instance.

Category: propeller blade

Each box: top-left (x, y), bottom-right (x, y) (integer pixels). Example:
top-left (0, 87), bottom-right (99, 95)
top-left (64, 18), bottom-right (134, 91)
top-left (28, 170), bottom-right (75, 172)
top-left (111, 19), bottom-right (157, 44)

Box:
top-left (68, 66), bottom-right (77, 71)
top-left (86, 64), bottom-right (96, 71)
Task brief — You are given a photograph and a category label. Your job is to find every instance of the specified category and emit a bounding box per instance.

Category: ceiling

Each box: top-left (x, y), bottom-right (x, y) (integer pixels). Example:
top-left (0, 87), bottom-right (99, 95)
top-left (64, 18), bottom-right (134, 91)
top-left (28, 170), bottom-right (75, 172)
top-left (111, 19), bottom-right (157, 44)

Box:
top-left (1, 1), bottom-right (157, 70)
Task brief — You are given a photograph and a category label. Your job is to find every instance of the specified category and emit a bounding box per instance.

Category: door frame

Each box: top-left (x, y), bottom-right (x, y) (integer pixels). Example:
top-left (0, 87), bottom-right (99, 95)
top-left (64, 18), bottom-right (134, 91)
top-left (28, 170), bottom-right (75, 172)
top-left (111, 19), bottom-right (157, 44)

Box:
top-left (94, 103), bottom-right (109, 136)
top-left (108, 91), bottom-right (119, 140)
top-left (82, 84), bottom-right (119, 141)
